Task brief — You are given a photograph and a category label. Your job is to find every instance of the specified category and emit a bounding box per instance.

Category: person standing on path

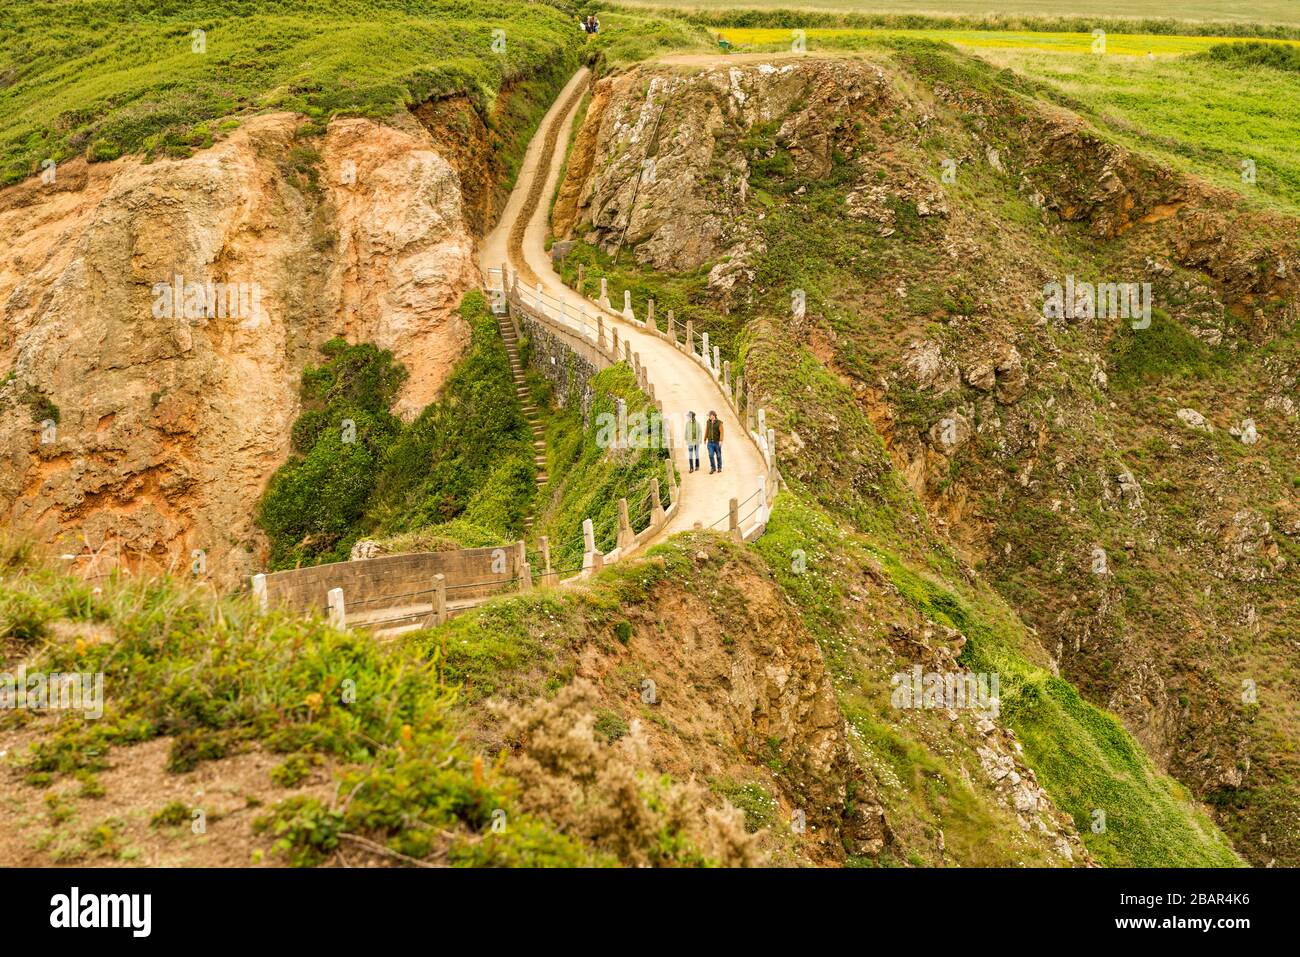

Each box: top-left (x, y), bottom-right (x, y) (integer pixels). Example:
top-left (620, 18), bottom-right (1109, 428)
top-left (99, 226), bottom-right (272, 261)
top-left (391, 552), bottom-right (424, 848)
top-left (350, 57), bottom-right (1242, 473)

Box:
top-left (684, 411), bottom-right (702, 473)
top-left (705, 410), bottom-right (723, 474)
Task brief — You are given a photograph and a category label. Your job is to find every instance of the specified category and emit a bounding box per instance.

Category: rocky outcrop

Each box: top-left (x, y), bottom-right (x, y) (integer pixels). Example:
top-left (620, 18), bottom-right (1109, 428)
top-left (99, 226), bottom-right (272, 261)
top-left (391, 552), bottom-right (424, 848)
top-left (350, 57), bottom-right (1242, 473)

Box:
top-left (0, 113), bottom-right (478, 584)
top-left (556, 61), bottom-right (897, 275)
top-left (576, 544), bottom-right (892, 862)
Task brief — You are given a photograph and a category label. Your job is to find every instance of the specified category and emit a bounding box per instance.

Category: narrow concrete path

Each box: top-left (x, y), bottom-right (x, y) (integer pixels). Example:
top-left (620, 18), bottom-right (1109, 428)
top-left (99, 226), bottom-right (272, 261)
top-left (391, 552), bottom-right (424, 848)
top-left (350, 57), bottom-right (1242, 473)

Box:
top-left (479, 69), bottom-right (768, 543)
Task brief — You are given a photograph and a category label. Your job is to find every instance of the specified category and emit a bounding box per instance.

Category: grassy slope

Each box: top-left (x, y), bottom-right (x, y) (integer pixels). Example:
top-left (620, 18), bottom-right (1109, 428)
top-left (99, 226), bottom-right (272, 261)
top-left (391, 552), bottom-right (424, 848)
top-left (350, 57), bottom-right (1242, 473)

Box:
top-left (0, 539), bottom-right (593, 866)
top-left (0, 0), bottom-right (584, 184)
top-left (753, 496), bottom-right (1239, 866)
top-left (1, 535), bottom-right (773, 866)
top-left (963, 45), bottom-right (1300, 216)
top-left (423, 531), bottom-right (1090, 867)
top-left (679, 29), bottom-right (1300, 216)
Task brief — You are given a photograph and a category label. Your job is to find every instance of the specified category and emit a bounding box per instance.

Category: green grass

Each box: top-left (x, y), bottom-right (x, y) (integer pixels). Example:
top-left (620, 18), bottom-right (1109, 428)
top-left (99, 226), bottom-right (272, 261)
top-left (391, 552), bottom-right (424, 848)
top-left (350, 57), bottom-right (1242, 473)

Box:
top-left (583, 9), bottom-right (716, 65)
top-left (0, 0), bottom-right (583, 184)
top-left (1109, 311), bottom-right (1227, 390)
top-left (713, 26), bottom-right (1300, 56)
top-left (974, 44), bottom-right (1300, 214)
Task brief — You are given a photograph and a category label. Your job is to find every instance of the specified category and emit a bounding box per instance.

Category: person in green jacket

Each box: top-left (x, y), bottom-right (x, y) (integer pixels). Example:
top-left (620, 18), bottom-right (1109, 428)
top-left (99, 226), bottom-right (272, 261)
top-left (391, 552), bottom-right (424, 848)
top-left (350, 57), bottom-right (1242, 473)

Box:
top-left (684, 411), bottom-right (702, 472)
top-left (705, 410), bottom-right (723, 474)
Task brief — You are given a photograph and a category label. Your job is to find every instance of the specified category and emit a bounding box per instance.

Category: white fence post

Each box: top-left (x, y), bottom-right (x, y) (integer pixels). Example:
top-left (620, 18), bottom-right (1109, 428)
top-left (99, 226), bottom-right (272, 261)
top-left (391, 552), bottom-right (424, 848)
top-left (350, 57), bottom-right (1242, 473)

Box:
top-left (327, 587), bottom-right (346, 630)
top-left (432, 574), bottom-right (447, 626)
top-left (582, 518), bottom-right (603, 572)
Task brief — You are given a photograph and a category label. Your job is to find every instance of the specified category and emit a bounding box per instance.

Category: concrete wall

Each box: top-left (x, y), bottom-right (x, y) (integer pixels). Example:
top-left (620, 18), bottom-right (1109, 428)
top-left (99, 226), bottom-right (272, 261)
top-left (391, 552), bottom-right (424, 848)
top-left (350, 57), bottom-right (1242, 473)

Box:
top-left (261, 546), bottom-right (522, 614)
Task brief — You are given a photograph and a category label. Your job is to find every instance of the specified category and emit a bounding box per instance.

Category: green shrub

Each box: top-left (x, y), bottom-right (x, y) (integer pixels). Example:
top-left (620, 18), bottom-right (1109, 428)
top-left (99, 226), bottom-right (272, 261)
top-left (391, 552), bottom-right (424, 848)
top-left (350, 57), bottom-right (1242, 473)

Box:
top-left (0, 585), bottom-right (54, 645)
top-left (150, 801), bottom-right (192, 828)
top-left (1201, 41), bottom-right (1300, 71)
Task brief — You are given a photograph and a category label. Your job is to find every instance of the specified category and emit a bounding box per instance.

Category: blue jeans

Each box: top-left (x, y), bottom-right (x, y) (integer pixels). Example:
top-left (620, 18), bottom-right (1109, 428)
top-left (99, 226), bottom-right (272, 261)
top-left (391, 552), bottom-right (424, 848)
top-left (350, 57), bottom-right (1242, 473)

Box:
top-left (707, 441), bottom-right (722, 471)
top-left (687, 444), bottom-right (699, 469)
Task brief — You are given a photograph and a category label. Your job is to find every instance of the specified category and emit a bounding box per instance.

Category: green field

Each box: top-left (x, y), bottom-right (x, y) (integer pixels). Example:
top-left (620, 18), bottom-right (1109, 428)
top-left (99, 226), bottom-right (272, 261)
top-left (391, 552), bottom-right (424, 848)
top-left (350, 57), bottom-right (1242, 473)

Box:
top-left (690, 26), bottom-right (1300, 214)
top-left (0, 0), bottom-right (582, 184)
top-left (979, 44), bottom-right (1300, 215)
top-left (714, 26), bottom-right (1300, 56)
top-left (618, 0), bottom-right (1300, 28)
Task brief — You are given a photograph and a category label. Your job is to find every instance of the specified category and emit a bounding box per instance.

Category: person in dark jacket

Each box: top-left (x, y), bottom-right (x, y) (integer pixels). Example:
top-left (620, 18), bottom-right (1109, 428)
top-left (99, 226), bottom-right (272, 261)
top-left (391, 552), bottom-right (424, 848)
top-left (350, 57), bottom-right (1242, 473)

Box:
top-left (705, 410), bottom-right (723, 474)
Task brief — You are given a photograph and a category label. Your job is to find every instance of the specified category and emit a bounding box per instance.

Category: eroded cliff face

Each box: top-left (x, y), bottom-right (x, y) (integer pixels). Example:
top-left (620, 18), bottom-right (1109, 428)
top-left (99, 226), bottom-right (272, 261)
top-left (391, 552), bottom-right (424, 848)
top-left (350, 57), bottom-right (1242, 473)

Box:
top-left (0, 112), bottom-right (482, 584)
top-left (554, 55), bottom-right (1297, 864)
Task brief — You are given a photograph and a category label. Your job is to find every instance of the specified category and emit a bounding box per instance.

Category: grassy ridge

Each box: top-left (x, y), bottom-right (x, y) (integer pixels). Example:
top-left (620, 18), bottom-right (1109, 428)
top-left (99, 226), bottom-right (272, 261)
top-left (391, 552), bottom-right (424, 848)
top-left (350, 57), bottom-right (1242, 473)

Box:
top-left (713, 26), bottom-right (1300, 56)
top-left (636, 18), bottom-right (1300, 215)
top-left (0, 0), bottom-right (584, 184)
top-left (975, 43), bottom-right (1300, 215)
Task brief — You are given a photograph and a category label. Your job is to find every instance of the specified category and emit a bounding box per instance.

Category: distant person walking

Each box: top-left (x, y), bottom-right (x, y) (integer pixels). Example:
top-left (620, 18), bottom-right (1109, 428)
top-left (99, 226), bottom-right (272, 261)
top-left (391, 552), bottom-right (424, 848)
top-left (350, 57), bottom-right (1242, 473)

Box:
top-left (684, 411), bottom-right (702, 473)
top-left (705, 410), bottom-right (723, 474)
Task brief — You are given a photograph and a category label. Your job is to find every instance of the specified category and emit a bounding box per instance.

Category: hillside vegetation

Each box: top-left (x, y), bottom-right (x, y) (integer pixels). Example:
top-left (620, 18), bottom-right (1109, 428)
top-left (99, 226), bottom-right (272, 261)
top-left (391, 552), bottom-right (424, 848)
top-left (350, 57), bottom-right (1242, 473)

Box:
top-left (0, 0), bottom-right (584, 184)
top-left (257, 293), bottom-right (535, 568)
top-left (0, 536), bottom-right (768, 866)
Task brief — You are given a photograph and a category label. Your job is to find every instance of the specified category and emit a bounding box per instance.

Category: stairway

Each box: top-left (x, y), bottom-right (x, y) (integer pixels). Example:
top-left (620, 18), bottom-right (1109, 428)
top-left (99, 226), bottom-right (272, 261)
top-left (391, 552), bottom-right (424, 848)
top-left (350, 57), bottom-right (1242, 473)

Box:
top-left (497, 313), bottom-right (547, 534)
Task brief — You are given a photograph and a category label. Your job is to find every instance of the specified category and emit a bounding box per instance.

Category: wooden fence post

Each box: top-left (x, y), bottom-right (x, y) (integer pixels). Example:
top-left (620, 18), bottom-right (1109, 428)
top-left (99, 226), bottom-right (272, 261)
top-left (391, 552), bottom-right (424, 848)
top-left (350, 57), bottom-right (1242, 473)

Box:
top-left (583, 518), bottom-right (604, 572)
top-left (729, 498), bottom-right (741, 542)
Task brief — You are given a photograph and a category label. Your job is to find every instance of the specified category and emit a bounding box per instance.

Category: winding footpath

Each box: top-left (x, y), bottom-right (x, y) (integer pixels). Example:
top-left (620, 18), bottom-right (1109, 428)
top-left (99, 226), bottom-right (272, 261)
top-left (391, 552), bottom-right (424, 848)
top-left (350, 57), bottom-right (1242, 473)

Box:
top-left (478, 68), bottom-right (770, 547)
